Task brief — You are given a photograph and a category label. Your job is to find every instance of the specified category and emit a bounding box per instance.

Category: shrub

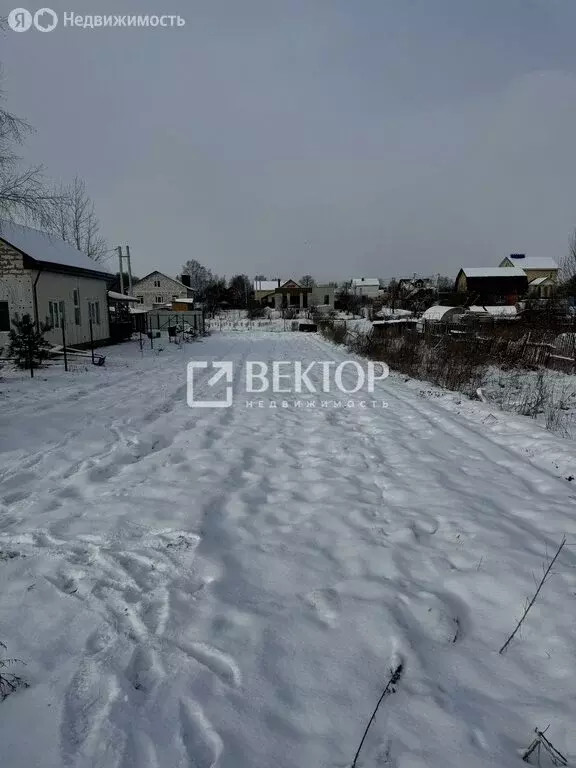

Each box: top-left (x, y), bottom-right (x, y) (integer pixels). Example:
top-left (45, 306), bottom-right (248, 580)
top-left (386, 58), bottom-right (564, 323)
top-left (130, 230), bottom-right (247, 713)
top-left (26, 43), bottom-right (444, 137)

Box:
top-left (8, 313), bottom-right (51, 370)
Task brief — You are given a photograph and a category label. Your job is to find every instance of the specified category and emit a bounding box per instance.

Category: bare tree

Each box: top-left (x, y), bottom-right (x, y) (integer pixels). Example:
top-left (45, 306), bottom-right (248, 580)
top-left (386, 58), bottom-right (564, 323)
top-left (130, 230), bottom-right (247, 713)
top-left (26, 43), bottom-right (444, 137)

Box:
top-left (300, 274), bottom-right (316, 288)
top-left (559, 228), bottom-right (576, 283)
top-left (0, 82), bottom-right (56, 226)
top-left (437, 275), bottom-right (454, 291)
top-left (50, 176), bottom-right (108, 262)
top-left (182, 259), bottom-right (214, 298)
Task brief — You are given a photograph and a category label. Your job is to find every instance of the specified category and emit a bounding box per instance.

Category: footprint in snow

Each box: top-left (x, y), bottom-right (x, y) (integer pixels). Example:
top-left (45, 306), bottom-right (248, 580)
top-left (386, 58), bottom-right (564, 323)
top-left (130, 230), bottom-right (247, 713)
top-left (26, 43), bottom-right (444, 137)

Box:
top-left (301, 587), bottom-right (341, 627)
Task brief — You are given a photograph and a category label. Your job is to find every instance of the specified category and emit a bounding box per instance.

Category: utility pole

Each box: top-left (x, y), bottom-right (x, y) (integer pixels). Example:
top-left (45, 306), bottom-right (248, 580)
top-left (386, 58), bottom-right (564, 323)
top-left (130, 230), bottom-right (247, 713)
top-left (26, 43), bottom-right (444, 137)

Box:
top-left (117, 246), bottom-right (124, 294)
top-left (126, 245), bottom-right (133, 296)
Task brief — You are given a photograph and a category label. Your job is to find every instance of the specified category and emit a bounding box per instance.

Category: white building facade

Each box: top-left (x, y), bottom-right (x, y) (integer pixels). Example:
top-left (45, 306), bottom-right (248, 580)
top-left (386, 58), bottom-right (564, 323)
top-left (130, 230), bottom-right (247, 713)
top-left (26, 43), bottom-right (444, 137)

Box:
top-left (351, 277), bottom-right (381, 299)
top-left (132, 271), bottom-right (194, 308)
top-left (0, 221), bottom-right (111, 348)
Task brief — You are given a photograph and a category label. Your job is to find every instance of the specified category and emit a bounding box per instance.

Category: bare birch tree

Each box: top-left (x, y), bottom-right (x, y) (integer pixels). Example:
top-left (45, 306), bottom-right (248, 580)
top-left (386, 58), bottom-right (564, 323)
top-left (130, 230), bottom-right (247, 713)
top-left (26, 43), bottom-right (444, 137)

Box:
top-left (0, 84), bottom-right (56, 226)
top-left (50, 176), bottom-right (108, 262)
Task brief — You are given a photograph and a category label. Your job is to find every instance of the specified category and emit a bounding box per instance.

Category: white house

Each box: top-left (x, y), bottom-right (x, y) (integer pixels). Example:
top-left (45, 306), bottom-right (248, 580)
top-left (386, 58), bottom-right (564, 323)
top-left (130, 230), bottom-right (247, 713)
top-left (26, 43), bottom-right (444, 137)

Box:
top-left (0, 221), bottom-right (111, 348)
top-left (499, 255), bottom-right (559, 298)
top-left (351, 277), bottom-right (381, 299)
top-left (132, 271), bottom-right (195, 308)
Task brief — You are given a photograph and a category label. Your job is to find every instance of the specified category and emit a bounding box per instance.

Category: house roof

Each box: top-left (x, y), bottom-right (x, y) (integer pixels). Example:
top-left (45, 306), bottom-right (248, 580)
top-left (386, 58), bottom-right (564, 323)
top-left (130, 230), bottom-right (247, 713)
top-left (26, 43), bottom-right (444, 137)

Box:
top-left (107, 291), bottom-right (139, 302)
top-left (502, 257), bottom-right (558, 270)
top-left (528, 276), bottom-right (554, 286)
top-left (351, 278), bottom-right (380, 287)
top-left (420, 305), bottom-right (463, 321)
top-left (468, 305), bottom-right (517, 316)
top-left (460, 267), bottom-right (526, 278)
top-left (0, 220), bottom-right (111, 278)
top-left (134, 271), bottom-right (195, 291)
top-left (373, 318), bottom-right (413, 325)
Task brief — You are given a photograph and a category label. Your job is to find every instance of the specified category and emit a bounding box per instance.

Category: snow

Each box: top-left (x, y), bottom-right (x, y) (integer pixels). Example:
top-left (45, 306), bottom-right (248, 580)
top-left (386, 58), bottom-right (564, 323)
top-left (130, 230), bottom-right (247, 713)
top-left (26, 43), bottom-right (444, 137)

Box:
top-left (420, 305), bottom-right (463, 321)
top-left (376, 308), bottom-right (413, 318)
top-left (351, 277), bottom-right (380, 287)
top-left (107, 291), bottom-right (139, 302)
top-left (0, 220), bottom-right (110, 275)
top-left (461, 267), bottom-right (526, 278)
top-left (0, 331), bottom-right (575, 768)
top-left (468, 305), bottom-right (518, 316)
top-left (372, 318), bottom-right (412, 325)
top-left (506, 258), bottom-right (559, 270)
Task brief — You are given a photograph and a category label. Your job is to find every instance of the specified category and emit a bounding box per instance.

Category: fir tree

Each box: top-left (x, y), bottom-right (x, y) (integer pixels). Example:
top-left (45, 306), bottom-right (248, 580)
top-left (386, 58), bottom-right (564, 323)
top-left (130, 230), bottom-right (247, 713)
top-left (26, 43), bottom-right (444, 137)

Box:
top-left (8, 313), bottom-right (51, 372)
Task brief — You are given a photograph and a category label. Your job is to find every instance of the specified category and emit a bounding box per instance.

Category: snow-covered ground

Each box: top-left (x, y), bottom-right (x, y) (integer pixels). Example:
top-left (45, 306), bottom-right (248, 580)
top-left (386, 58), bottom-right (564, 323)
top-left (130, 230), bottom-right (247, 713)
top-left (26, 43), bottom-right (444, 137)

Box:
top-left (0, 331), bottom-right (575, 768)
top-left (480, 366), bottom-right (576, 441)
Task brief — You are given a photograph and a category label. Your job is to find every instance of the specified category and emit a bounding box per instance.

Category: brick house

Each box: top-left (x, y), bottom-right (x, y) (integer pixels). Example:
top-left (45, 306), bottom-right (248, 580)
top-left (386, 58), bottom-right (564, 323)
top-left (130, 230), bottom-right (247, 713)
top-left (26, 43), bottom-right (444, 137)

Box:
top-left (254, 279), bottom-right (335, 310)
top-left (0, 220), bottom-right (111, 348)
top-left (132, 271), bottom-right (195, 308)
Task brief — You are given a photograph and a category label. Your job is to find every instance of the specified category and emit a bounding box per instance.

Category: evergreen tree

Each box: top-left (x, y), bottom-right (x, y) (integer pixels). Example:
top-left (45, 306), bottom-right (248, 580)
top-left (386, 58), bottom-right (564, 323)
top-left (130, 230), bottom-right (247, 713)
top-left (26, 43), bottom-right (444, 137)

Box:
top-left (8, 314), bottom-right (51, 371)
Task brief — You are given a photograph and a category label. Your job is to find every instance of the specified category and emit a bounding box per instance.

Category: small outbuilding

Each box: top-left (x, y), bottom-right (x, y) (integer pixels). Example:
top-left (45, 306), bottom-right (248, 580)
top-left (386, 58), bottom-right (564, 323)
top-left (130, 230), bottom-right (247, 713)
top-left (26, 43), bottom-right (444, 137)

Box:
top-left (417, 305), bottom-right (464, 331)
top-left (455, 267), bottom-right (527, 304)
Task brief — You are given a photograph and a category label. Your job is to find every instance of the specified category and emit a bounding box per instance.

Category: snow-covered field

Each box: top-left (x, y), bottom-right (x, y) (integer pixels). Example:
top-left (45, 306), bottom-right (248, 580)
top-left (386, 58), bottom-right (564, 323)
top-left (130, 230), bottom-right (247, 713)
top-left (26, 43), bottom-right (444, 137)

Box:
top-left (0, 331), bottom-right (575, 768)
top-left (481, 366), bottom-right (576, 441)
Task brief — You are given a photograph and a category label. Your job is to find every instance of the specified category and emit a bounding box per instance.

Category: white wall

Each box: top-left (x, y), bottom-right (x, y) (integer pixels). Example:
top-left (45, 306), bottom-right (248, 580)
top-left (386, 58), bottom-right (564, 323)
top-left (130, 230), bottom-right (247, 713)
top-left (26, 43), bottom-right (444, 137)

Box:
top-left (36, 271), bottom-right (110, 346)
top-left (351, 282), bottom-right (380, 298)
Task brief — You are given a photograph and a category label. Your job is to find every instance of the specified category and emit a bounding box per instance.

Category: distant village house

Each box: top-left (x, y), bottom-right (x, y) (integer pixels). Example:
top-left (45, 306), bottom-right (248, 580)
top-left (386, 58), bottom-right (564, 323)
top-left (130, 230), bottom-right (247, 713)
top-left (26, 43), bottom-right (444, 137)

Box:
top-left (455, 267), bottom-right (528, 305)
top-left (132, 271), bottom-right (195, 308)
top-left (350, 277), bottom-right (380, 299)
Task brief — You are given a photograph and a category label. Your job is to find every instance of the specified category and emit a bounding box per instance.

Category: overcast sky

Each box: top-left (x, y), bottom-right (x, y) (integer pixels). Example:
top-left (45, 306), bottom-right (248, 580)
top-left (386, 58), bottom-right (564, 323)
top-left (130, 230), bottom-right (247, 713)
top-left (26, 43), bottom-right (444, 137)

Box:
top-left (3, 0), bottom-right (576, 282)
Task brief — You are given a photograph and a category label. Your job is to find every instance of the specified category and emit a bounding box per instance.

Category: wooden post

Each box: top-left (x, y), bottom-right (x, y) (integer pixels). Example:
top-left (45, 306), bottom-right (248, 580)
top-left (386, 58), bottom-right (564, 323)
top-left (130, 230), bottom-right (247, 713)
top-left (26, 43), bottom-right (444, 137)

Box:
top-left (28, 338), bottom-right (34, 378)
top-left (117, 246), bottom-right (124, 294)
top-left (125, 245), bottom-right (133, 296)
top-left (61, 320), bottom-right (68, 372)
top-left (89, 318), bottom-right (95, 364)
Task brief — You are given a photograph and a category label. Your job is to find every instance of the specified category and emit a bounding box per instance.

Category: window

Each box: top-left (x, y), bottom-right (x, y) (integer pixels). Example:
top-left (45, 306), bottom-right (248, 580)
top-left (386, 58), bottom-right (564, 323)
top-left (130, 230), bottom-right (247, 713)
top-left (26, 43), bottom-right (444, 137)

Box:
top-left (137, 296), bottom-right (144, 304)
top-left (88, 300), bottom-right (101, 325)
top-left (155, 296), bottom-right (164, 304)
top-left (48, 300), bottom-right (60, 329)
top-left (73, 289), bottom-right (81, 325)
top-left (172, 295), bottom-right (179, 300)
top-left (0, 301), bottom-right (9, 332)
top-left (324, 294), bottom-right (330, 305)
top-left (154, 279), bottom-right (161, 287)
